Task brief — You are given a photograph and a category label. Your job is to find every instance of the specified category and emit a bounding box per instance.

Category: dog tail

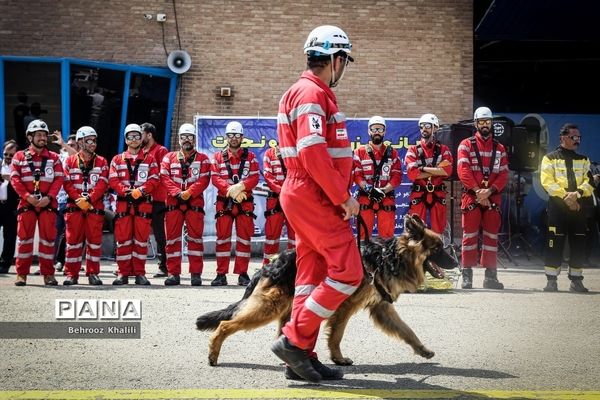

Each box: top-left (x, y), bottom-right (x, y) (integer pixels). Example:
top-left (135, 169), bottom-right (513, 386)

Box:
top-left (196, 269), bottom-right (266, 331)
top-left (196, 301), bottom-right (241, 331)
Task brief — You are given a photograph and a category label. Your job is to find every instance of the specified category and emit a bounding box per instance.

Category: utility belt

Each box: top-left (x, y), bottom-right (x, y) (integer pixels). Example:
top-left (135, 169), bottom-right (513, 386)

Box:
top-left (116, 194), bottom-right (153, 205)
top-left (412, 183), bottom-right (446, 193)
top-left (114, 194), bottom-right (153, 220)
top-left (17, 205), bottom-right (58, 216)
top-left (357, 189), bottom-right (395, 199)
top-left (410, 193), bottom-right (446, 208)
top-left (267, 191), bottom-right (279, 199)
top-left (64, 202), bottom-right (105, 216)
top-left (462, 201), bottom-right (500, 213)
top-left (359, 202), bottom-right (396, 212)
top-left (166, 203), bottom-right (205, 214)
top-left (264, 202), bottom-right (283, 217)
top-left (215, 195), bottom-right (256, 219)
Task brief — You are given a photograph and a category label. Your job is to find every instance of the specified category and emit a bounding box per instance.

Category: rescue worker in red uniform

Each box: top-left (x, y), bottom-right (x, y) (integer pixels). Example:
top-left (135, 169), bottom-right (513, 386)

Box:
top-left (457, 107), bottom-right (508, 289)
top-left (62, 126), bottom-right (108, 285)
top-left (405, 114), bottom-right (453, 234)
top-left (262, 144), bottom-right (296, 264)
top-left (161, 123), bottom-right (211, 286)
top-left (271, 25), bottom-right (361, 383)
top-left (11, 119), bottom-right (63, 286)
top-left (109, 123), bottom-right (159, 286)
top-left (141, 122), bottom-right (169, 278)
top-left (210, 121), bottom-right (259, 286)
top-left (353, 116), bottom-right (402, 239)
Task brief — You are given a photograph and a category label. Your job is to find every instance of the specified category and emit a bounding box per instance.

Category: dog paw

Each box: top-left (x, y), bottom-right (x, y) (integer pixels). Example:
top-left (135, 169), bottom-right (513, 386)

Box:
top-left (208, 356), bottom-right (218, 366)
top-left (417, 346), bottom-right (435, 359)
top-left (332, 356), bottom-right (354, 366)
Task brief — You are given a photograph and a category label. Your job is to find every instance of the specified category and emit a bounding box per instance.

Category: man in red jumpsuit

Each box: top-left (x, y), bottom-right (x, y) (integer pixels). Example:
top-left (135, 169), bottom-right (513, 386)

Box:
top-left (270, 25), bottom-right (361, 383)
top-left (141, 122), bottom-right (169, 278)
top-left (109, 123), bottom-right (159, 286)
top-left (161, 123), bottom-right (211, 286)
top-left (11, 119), bottom-right (63, 286)
top-left (62, 126), bottom-right (108, 285)
top-left (262, 144), bottom-right (295, 265)
top-left (353, 116), bottom-right (402, 239)
top-left (404, 113), bottom-right (453, 234)
top-left (210, 121), bottom-right (259, 286)
top-left (457, 106), bottom-right (508, 290)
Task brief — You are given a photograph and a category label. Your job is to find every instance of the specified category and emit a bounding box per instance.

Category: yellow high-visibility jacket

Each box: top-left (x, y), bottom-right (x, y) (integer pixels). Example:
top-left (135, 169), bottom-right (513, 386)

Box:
top-left (540, 146), bottom-right (593, 199)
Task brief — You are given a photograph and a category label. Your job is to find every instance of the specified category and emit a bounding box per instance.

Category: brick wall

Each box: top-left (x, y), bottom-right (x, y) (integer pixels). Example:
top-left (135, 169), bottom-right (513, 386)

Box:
top-left (1, 0), bottom-right (473, 149)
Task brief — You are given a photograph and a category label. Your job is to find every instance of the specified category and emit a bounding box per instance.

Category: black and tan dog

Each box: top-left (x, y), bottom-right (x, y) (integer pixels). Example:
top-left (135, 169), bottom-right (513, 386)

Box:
top-left (196, 214), bottom-right (457, 367)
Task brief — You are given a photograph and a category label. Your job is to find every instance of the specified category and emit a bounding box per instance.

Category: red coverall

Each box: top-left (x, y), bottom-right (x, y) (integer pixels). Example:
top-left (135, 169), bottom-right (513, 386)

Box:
top-left (11, 147), bottom-right (63, 275)
top-left (353, 144), bottom-right (402, 239)
top-left (144, 143), bottom-right (169, 266)
top-left (62, 152), bottom-right (109, 278)
top-left (262, 146), bottom-right (296, 264)
top-left (457, 132), bottom-right (509, 268)
top-left (277, 70), bottom-right (363, 352)
top-left (109, 150), bottom-right (159, 276)
top-left (211, 148), bottom-right (259, 275)
top-left (405, 139), bottom-right (453, 234)
top-left (160, 150), bottom-right (211, 275)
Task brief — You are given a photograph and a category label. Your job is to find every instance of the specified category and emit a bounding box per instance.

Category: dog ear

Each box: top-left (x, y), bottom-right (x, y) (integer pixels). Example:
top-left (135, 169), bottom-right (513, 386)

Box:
top-left (404, 214), bottom-right (425, 241)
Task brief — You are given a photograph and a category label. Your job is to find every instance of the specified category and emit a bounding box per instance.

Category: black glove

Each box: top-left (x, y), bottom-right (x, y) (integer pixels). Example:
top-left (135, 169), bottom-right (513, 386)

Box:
top-left (368, 187), bottom-right (386, 203)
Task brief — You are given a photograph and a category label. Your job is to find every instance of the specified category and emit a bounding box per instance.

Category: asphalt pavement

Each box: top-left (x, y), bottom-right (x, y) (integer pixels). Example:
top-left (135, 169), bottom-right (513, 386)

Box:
top-left (0, 256), bottom-right (599, 400)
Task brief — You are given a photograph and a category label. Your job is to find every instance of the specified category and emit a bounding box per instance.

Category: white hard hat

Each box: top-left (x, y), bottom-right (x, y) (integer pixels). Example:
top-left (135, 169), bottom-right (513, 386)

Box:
top-left (304, 25), bottom-right (354, 62)
top-left (124, 123), bottom-right (142, 136)
top-left (178, 123), bottom-right (195, 135)
top-left (418, 113), bottom-right (439, 127)
top-left (76, 126), bottom-right (97, 141)
top-left (26, 119), bottom-right (49, 134)
top-left (474, 107), bottom-right (493, 120)
top-left (368, 116), bottom-right (386, 129)
top-left (225, 121), bottom-right (243, 135)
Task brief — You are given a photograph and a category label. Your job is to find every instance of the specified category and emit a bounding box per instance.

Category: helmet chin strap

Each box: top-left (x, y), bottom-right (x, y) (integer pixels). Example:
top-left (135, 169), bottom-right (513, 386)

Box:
top-left (329, 54), bottom-right (348, 88)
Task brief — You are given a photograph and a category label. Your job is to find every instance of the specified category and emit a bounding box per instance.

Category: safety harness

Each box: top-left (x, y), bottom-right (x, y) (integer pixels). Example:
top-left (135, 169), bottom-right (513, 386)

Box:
top-left (462, 136), bottom-right (500, 213)
top-left (410, 142), bottom-right (447, 208)
top-left (264, 147), bottom-right (286, 218)
top-left (65, 153), bottom-right (105, 216)
top-left (215, 148), bottom-right (256, 219)
top-left (115, 153), bottom-right (152, 220)
top-left (17, 150), bottom-right (57, 215)
top-left (166, 151), bottom-right (205, 214)
top-left (358, 145), bottom-right (396, 212)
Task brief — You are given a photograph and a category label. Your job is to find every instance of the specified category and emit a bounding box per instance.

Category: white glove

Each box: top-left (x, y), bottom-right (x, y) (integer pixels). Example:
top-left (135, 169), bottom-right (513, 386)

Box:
top-left (226, 182), bottom-right (245, 199)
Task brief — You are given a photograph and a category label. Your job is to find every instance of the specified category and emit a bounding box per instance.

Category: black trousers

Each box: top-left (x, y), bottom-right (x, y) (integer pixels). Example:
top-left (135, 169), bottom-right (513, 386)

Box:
top-left (151, 201), bottom-right (167, 267)
top-left (545, 196), bottom-right (586, 273)
top-left (0, 202), bottom-right (17, 269)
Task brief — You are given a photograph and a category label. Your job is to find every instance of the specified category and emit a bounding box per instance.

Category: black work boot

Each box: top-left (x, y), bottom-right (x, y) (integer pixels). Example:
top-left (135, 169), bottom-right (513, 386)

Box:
top-left (285, 357), bottom-right (343, 381)
top-left (543, 277), bottom-right (558, 292)
top-left (483, 268), bottom-right (504, 290)
top-left (164, 274), bottom-right (181, 286)
top-left (569, 279), bottom-right (589, 293)
top-left (211, 274), bottom-right (228, 286)
top-left (112, 275), bottom-right (129, 285)
top-left (63, 276), bottom-right (79, 286)
top-left (271, 335), bottom-right (322, 383)
top-left (88, 274), bottom-right (103, 285)
top-left (237, 273), bottom-right (251, 286)
top-left (190, 273), bottom-right (202, 286)
top-left (135, 275), bottom-right (151, 286)
top-left (461, 268), bottom-right (473, 289)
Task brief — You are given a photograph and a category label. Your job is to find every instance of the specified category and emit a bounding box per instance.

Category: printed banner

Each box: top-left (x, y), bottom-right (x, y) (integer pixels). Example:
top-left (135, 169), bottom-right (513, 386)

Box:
top-left (195, 115), bottom-right (420, 239)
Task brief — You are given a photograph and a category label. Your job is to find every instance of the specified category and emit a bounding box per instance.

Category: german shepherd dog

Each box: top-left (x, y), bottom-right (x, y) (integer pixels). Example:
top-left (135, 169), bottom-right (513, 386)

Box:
top-left (196, 214), bottom-right (457, 367)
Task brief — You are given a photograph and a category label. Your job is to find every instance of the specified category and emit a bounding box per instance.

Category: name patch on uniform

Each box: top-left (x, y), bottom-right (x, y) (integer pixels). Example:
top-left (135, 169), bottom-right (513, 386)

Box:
top-left (336, 128), bottom-right (348, 140)
top-left (308, 115), bottom-right (323, 135)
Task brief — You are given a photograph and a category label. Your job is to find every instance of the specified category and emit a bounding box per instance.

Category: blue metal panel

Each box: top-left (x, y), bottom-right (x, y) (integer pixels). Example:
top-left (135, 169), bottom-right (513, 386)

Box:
top-left (0, 60), bottom-right (5, 147)
top-left (164, 76), bottom-right (178, 147)
top-left (118, 70), bottom-right (132, 154)
top-left (60, 60), bottom-right (70, 139)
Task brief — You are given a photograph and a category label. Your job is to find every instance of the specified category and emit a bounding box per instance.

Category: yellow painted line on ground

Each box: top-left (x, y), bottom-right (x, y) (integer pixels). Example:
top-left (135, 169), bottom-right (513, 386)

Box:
top-left (1, 389), bottom-right (600, 399)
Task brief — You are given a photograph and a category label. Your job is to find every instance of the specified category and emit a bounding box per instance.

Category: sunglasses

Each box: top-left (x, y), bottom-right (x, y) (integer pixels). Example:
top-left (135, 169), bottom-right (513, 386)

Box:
top-left (226, 133), bottom-right (243, 139)
top-left (419, 123), bottom-right (433, 130)
top-left (369, 127), bottom-right (385, 134)
top-left (568, 135), bottom-right (581, 141)
top-left (84, 138), bottom-right (97, 144)
top-left (126, 135), bottom-right (141, 141)
top-left (477, 119), bottom-right (492, 125)
top-left (3, 153), bottom-right (15, 158)
top-left (179, 134), bottom-right (195, 141)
